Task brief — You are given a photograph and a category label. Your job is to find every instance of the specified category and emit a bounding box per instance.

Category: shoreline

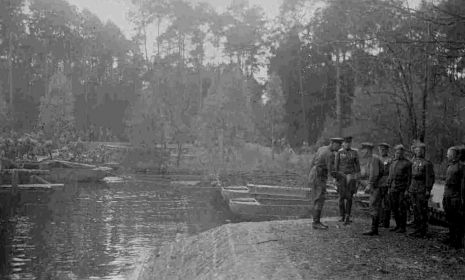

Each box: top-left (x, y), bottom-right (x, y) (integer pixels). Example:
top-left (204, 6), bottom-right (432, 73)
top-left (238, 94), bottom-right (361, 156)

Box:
top-left (134, 217), bottom-right (465, 280)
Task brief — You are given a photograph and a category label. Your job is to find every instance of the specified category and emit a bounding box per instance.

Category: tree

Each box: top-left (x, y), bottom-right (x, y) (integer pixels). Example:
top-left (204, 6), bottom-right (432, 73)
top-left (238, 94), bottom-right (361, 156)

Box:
top-left (263, 73), bottom-right (285, 159)
top-left (38, 71), bottom-right (75, 143)
top-left (196, 65), bottom-right (254, 171)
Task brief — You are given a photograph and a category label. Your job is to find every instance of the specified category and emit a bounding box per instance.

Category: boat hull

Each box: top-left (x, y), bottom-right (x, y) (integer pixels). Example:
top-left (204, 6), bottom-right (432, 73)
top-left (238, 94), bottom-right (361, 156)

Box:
top-left (221, 184), bottom-right (338, 201)
top-left (228, 198), bottom-right (344, 221)
top-left (44, 167), bottom-right (110, 183)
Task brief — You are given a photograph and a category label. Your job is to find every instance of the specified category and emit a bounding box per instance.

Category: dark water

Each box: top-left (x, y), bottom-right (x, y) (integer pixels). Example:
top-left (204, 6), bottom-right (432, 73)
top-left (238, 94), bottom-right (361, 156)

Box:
top-left (0, 174), bottom-right (232, 280)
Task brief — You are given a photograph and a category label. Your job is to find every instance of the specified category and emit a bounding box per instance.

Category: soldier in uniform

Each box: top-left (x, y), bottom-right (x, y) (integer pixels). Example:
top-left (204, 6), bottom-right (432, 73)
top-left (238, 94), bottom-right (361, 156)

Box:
top-left (335, 136), bottom-right (361, 225)
top-left (309, 137), bottom-right (343, 230)
top-left (387, 144), bottom-right (412, 233)
top-left (378, 143), bottom-right (392, 228)
top-left (443, 146), bottom-right (465, 248)
top-left (361, 142), bottom-right (384, 235)
top-left (408, 142), bottom-right (435, 237)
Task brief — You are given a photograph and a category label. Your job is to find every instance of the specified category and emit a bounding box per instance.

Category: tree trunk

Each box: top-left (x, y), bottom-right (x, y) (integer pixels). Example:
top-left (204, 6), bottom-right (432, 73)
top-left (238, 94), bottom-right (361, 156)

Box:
top-left (335, 51), bottom-right (342, 136)
top-left (8, 32), bottom-right (14, 108)
top-left (298, 47), bottom-right (307, 143)
top-left (420, 23), bottom-right (430, 143)
top-left (218, 128), bottom-right (224, 169)
top-left (271, 121), bottom-right (275, 160)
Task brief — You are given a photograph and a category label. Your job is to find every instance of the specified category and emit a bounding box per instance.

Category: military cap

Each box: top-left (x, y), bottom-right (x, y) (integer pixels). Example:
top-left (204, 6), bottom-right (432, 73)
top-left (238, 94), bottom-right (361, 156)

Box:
top-left (394, 144), bottom-right (405, 150)
top-left (330, 137), bottom-right (344, 143)
top-left (343, 136), bottom-right (353, 142)
top-left (378, 143), bottom-right (390, 148)
top-left (361, 142), bottom-right (374, 149)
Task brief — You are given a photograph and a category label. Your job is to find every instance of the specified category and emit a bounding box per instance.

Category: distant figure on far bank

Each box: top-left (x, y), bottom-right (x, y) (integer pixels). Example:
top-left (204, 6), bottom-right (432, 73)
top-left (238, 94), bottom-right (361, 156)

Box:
top-left (334, 136), bottom-right (361, 225)
top-left (308, 137), bottom-right (343, 230)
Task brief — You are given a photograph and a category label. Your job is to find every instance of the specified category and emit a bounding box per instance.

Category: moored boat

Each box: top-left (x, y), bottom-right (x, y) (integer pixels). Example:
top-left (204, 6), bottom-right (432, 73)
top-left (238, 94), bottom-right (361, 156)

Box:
top-left (221, 184), bottom-right (338, 201)
top-left (38, 160), bottom-right (112, 183)
top-left (228, 197), bottom-right (342, 221)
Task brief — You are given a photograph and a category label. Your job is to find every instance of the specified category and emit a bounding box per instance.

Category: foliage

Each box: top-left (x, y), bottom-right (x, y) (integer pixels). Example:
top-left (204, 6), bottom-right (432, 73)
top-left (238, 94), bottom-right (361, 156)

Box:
top-left (38, 71), bottom-right (75, 141)
top-left (195, 65), bottom-right (254, 172)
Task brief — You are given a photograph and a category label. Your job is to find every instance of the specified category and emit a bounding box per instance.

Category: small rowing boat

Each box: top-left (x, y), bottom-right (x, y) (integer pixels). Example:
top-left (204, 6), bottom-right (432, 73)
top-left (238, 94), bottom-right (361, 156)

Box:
top-left (38, 160), bottom-right (112, 183)
top-left (228, 197), bottom-right (342, 221)
top-left (221, 184), bottom-right (338, 201)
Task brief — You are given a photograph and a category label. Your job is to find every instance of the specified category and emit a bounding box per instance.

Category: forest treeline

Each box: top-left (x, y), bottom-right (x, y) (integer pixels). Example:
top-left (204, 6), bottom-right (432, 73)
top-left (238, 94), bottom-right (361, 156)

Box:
top-left (1, 0), bottom-right (464, 164)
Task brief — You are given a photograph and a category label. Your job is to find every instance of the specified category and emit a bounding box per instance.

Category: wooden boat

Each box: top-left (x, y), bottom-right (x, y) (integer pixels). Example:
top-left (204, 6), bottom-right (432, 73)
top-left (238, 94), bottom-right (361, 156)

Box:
top-left (38, 160), bottom-right (112, 183)
top-left (221, 184), bottom-right (338, 201)
top-left (0, 169), bottom-right (64, 190)
top-left (228, 197), bottom-right (342, 221)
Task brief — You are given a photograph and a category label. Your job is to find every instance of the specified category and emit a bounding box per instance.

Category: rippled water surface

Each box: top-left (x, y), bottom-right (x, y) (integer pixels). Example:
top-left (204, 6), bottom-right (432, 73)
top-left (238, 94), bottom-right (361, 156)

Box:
top-left (0, 174), bottom-right (231, 279)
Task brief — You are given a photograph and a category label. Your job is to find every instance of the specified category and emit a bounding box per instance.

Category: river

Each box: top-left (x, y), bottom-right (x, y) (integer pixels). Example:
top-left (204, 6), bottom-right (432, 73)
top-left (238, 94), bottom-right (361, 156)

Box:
top-left (0, 174), bottom-right (232, 280)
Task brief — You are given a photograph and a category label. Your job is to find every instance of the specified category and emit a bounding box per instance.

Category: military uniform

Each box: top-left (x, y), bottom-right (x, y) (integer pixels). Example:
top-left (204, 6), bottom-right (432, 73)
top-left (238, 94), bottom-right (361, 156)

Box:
top-left (387, 145), bottom-right (412, 233)
top-left (378, 149), bottom-right (393, 228)
top-left (443, 148), bottom-right (465, 248)
top-left (408, 147), bottom-right (435, 237)
top-left (335, 141), bottom-right (360, 224)
top-left (361, 143), bottom-right (384, 235)
top-left (308, 138), bottom-right (343, 229)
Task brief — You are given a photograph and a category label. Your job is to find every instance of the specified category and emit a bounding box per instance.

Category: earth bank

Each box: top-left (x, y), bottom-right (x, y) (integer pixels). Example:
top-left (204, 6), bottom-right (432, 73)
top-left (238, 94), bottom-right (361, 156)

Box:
top-left (134, 217), bottom-right (465, 280)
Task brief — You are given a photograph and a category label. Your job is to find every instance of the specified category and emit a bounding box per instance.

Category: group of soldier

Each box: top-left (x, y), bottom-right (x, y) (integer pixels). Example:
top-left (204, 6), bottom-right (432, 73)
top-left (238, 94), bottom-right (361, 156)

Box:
top-left (308, 136), bottom-right (465, 249)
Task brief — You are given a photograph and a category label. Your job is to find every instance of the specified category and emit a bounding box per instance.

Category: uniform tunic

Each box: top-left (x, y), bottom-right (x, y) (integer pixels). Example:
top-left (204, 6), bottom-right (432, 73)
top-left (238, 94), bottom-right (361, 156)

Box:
top-left (378, 155), bottom-right (392, 225)
top-left (335, 148), bottom-right (360, 196)
top-left (387, 157), bottom-right (412, 229)
top-left (409, 157), bottom-right (435, 233)
top-left (443, 161), bottom-right (464, 246)
top-left (308, 146), bottom-right (334, 215)
top-left (367, 155), bottom-right (384, 218)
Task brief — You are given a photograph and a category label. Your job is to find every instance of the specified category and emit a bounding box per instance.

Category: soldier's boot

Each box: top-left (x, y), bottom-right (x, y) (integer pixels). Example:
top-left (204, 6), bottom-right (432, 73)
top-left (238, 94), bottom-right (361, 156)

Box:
top-left (409, 222), bottom-right (427, 237)
top-left (339, 198), bottom-right (345, 222)
top-left (363, 217), bottom-right (379, 236)
top-left (344, 215), bottom-right (352, 225)
top-left (312, 210), bottom-right (328, 230)
top-left (382, 210), bottom-right (391, 228)
top-left (344, 199), bottom-right (353, 225)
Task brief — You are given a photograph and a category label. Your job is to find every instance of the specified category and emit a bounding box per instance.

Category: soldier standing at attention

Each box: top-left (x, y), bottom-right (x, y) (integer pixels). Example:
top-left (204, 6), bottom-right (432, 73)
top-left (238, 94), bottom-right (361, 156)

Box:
top-left (408, 143), bottom-right (435, 237)
top-left (378, 143), bottom-right (392, 228)
top-left (309, 137), bottom-right (343, 230)
top-left (335, 136), bottom-right (361, 225)
top-left (443, 146), bottom-right (464, 248)
top-left (361, 142), bottom-right (384, 236)
top-left (387, 144), bottom-right (412, 233)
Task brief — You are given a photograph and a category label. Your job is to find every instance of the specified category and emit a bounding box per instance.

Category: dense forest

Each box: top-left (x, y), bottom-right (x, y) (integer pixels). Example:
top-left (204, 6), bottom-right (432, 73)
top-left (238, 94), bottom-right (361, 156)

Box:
top-left (1, 0), bottom-right (465, 164)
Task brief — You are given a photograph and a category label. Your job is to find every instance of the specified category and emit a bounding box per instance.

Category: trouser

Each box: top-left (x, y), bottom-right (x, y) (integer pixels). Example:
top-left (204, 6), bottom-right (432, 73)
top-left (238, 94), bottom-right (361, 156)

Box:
top-left (389, 190), bottom-right (407, 229)
top-left (378, 177), bottom-right (390, 226)
top-left (380, 186), bottom-right (391, 226)
top-left (369, 186), bottom-right (382, 230)
top-left (337, 173), bottom-right (357, 218)
top-left (410, 192), bottom-right (429, 233)
top-left (443, 195), bottom-right (464, 247)
top-left (309, 167), bottom-right (327, 223)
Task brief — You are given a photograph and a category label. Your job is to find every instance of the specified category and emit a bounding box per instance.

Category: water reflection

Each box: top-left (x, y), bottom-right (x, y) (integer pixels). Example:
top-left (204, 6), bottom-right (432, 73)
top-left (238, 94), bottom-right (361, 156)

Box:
top-left (0, 176), bottom-right (231, 279)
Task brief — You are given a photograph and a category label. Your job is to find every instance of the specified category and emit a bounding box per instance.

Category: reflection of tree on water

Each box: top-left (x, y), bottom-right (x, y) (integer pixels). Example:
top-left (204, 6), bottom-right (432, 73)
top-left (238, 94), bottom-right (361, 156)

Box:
top-left (0, 189), bottom-right (21, 276)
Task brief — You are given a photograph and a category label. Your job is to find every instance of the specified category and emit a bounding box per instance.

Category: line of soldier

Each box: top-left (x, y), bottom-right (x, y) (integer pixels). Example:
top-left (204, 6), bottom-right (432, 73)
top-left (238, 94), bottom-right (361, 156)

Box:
top-left (308, 136), bottom-right (465, 249)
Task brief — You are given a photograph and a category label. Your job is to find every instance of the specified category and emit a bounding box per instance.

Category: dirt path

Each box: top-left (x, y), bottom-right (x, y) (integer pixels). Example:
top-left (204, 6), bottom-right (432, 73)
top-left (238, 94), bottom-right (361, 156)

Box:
top-left (135, 217), bottom-right (465, 280)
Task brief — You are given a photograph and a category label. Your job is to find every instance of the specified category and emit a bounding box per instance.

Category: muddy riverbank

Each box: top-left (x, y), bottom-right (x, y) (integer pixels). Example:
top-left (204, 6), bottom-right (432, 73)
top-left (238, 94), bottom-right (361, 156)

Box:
top-left (136, 218), bottom-right (465, 280)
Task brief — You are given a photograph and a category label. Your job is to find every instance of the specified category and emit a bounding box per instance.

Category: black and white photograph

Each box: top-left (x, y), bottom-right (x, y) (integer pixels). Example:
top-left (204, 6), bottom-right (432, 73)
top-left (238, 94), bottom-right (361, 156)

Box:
top-left (0, 0), bottom-right (464, 279)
